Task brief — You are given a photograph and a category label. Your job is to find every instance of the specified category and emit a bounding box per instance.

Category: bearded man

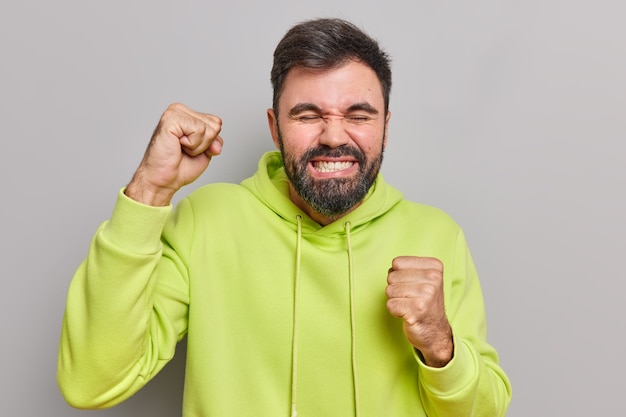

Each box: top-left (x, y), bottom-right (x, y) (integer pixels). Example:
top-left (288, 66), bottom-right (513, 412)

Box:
top-left (58, 18), bottom-right (511, 417)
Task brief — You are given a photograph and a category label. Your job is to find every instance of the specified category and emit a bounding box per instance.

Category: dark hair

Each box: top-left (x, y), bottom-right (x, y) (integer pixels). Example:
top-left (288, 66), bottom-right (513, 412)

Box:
top-left (271, 18), bottom-right (392, 113)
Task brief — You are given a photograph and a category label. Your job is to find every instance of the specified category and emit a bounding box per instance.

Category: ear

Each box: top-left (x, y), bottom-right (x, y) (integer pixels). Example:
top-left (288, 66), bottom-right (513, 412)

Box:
top-left (267, 108), bottom-right (280, 149)
top-left (383, 111), bottom-right (391, 149)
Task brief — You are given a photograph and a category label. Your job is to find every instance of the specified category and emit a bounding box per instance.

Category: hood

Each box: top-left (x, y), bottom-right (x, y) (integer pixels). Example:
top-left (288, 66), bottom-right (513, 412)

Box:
top-left (241, 151), bottom-right (404, 234)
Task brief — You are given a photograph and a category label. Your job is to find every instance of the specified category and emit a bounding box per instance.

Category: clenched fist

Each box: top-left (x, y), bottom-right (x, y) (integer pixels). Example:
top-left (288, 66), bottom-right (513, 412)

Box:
top-left (386, 256), bottom-right (454, 368)
top-left (125, 103), bottom-right (224, 206)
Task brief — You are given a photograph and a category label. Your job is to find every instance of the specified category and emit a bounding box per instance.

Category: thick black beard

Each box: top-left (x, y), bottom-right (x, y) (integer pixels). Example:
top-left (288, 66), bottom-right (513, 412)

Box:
top-left (279, 136), bottom-right (384, 219)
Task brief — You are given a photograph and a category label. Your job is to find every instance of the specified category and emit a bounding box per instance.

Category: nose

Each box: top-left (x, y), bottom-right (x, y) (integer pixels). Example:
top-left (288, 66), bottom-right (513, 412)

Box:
top-left (318, 116), bottom-right (350, 148)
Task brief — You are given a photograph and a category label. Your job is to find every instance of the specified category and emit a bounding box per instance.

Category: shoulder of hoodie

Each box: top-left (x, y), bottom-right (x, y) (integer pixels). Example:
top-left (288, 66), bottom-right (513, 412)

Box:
top-left (390, 198), bottom-right (462, 234)
top-left (180, 182), bottom-right (258, 212)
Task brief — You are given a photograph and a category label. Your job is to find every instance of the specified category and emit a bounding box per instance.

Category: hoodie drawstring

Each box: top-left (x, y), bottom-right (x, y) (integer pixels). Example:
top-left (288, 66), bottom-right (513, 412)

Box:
top-left (291, 215), bottom-right (303, 417)
top-left (345, 221), bottom-right (361, 417)
top-left (290, 217), bottom-right (360, 417)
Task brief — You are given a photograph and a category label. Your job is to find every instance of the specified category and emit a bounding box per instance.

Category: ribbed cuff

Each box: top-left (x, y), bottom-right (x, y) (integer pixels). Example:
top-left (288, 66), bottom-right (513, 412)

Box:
top-left (415, 338), bottom-right (477, 396)
top-left (102, 188), bottom-right (172, 254)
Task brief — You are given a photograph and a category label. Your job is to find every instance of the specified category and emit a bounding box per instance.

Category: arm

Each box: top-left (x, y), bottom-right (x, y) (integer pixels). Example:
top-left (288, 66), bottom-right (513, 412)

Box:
top-left (57, 104), bottom-right (223, 408)
top-left (386, 231), bottom-right (512, 416)
top-left (58, 192), bottom-right (185, 408)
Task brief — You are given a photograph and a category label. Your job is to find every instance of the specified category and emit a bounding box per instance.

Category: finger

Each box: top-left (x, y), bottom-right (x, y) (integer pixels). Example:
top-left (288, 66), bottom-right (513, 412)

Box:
top-left (178, 120), bottom-right (222, 157)
top-left (168, 102), bottom-right (223, 132)
top-left (391, 256), bottom-right (443, 272)
top-left (162, 103), bottom-right (222, 141)
top-left (387, 268), bottom-right (415, 284)
top-left (388, 285), bottom-right (441, 310)
top-left (386, 298), bottom-right (423, 325)
top-left (385, 280), bottom-right (431, 299)
top-left (387, 266), bottom-right (443, 285)
top-left (205, 135), bottom-right (224, 157)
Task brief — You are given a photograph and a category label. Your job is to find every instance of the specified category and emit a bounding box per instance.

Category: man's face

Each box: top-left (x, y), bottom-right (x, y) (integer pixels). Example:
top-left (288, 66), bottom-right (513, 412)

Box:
top-left (267, 60), bottom-right (390, 224)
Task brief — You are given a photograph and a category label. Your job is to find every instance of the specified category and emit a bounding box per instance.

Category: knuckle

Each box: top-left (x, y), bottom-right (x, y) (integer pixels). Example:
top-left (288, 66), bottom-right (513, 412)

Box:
top-left (212, 115), bottom-right (223, 126)
top-left (213, 120), bottom-right (223, 134)
top-left (426, 257), bottom-right (444, 271)
top-left (420, 283), bottom-right (437, 297)
top-left (167, 102), bottom-right (185, 112)
top-left (161, 108), bottom-right (179, 123)
top-left (412, 297), bottom-right (428, 313)
top-left (404, 314), bottom-right (419, 327)
top-left (426, 269), bottom-right (443, 284)
top-left (385, 284), bottom-right (404, 298)
top-left (386, 298), bottom-right (398, 313)
top-left (385, 284), bottom-right (396, 298)
top-left (391, 256), bottom-right (408, 268)
top-left (207, 124), bottom-right (221, 136)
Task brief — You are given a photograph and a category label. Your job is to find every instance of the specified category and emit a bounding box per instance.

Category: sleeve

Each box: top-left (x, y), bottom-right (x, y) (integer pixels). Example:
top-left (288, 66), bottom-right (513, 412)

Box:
top-left (57, 189), bottom-right (193, 409)
top-left (415, 229), bottom-right (513, 417)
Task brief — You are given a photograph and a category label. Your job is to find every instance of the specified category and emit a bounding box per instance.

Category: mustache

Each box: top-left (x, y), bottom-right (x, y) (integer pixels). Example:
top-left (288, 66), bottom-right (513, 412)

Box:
top-left (301, 145), bottom-right (366, 164)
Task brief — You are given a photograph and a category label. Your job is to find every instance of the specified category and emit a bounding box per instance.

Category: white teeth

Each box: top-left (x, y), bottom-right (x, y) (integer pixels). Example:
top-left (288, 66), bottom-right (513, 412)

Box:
top-left (313, 161), bottom-right (354, 173)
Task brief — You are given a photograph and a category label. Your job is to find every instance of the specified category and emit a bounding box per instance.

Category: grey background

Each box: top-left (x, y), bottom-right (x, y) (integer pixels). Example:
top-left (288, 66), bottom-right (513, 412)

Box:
top-left (1, 0), bottom-right (624, 416)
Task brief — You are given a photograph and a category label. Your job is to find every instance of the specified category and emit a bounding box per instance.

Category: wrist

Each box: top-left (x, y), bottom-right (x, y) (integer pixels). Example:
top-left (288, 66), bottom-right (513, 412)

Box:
top-left (420, 339), bottom-right (454, 368)
top-left (417, 325), bottom-right (454, 368)
top-left (125, 178), bottom-right (175, 207)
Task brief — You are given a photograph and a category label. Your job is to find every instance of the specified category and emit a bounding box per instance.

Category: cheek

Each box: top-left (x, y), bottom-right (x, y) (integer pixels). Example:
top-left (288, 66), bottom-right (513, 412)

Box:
top-left (280, 125), bottom-right (320, 149)
top-left (351, 129), bottom-right (384, 154)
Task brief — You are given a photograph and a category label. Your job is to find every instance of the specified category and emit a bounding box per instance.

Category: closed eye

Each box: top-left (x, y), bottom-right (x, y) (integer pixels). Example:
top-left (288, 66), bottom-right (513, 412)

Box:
top-left (344, 115), bottom-right (374, 123)
top-left (294, 114), bottom-right (324, 123)
top-left (292, 114), bottom-right (374, 124)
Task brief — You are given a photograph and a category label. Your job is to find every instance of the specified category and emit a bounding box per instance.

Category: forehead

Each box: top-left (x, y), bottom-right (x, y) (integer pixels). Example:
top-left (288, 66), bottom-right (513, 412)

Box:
top-left (278, 61), bottom-right (384, 112)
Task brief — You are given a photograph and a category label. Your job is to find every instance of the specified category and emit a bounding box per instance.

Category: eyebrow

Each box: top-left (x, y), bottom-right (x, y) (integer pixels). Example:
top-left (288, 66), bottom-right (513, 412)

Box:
top-left (288, 103), bottom-right (322, 116)
top-left (346, 102), bottom-right (379, 115)
top-left (288, 102), bottom-right (380, 116)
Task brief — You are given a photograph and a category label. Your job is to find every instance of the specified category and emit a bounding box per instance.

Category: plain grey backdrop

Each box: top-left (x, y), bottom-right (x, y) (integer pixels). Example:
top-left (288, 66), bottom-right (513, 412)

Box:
top-left (1, 0), bottom-right (624, 416)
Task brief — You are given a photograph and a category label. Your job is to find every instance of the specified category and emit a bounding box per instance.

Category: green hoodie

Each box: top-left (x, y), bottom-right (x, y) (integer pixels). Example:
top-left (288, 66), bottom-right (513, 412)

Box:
top-left (58, 151), bottom-right (511, 416)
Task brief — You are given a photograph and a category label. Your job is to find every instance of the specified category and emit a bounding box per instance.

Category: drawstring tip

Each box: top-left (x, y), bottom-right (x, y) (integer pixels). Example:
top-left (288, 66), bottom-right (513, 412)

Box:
top-left (291, 404), bottom-right (298, 417)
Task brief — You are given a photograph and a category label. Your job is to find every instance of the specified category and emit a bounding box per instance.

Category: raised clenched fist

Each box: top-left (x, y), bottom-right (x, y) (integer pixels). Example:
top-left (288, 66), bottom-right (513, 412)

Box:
top-left (125, 103), bottom-right (223, 206)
